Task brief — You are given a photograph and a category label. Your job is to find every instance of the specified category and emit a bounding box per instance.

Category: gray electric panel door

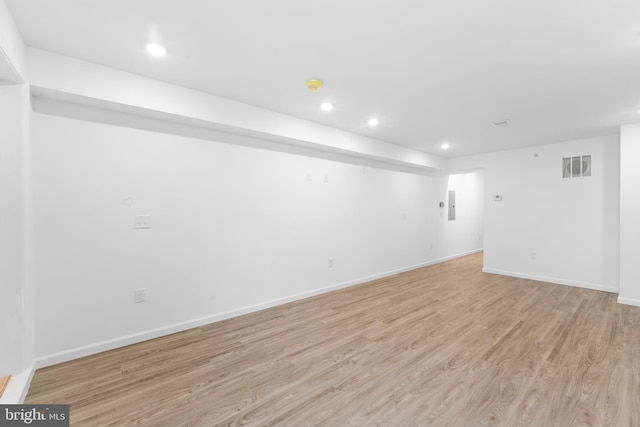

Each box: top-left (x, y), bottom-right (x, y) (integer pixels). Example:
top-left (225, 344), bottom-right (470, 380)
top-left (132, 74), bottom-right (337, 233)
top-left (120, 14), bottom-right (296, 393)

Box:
top-left (448, 190), bottom-right (456, 221)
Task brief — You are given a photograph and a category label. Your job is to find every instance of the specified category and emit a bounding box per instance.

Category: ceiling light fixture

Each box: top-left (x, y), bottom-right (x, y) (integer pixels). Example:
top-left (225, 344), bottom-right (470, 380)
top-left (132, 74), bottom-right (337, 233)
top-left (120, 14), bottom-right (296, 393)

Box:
top-left (146, 43), bottom-right (167, 57)
top-left (320, 102), bottom-right (333, 111)
top-left (441, 142), bottom-right (450, 150)
top-left (367, 118), bottom-right (379, 127)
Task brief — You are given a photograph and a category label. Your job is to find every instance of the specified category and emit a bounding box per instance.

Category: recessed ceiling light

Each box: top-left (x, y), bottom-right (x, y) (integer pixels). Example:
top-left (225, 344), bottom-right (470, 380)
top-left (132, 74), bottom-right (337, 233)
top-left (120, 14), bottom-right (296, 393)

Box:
top-left (320, 102), bottom-right (333, 111)
top-left (146, 43), bottom-right (167, 57)
top-left (441, 142), bottom-right (450, 150)
top-left (367, 118), bottom-right (379, 127)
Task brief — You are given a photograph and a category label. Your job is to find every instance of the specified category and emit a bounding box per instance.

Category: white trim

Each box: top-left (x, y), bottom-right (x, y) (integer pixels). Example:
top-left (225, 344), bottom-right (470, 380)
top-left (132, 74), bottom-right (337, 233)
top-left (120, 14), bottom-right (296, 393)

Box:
top-left (482, 268), bottom-right (618, 294)
top-left (432, 248), bottom-right (483, 263)
top-left (0, 363), bottom-right (35, 404)
top-left (617, 297), bottom-right (640, 307)
top-left (36, 249), bottom-right (482, 369)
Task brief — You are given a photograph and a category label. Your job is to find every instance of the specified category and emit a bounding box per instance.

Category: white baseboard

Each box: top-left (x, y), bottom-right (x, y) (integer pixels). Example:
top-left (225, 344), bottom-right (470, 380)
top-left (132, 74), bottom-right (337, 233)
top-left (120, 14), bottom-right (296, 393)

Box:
top-left (36, 249), bottom-right (482, 369)
top-left (431, 248), bottom-right (483, 264)
top-left (482, 268), bottom-right (618, 294)
top-left (0, 364), bottom-right (35, 404)
top-left (617, 297), bottom-right (640, 307)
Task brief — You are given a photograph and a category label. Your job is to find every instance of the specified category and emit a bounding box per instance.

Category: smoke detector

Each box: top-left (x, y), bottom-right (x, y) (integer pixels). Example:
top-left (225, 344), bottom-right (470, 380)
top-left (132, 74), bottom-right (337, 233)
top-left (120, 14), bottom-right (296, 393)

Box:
top-left (305, 79), bottom-right (323, 92)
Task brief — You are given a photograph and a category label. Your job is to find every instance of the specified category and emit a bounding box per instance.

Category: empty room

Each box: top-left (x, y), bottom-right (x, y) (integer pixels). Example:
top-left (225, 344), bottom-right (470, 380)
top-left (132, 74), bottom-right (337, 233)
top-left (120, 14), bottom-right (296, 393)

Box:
top-left (1, 0), bottom-right (640, 425)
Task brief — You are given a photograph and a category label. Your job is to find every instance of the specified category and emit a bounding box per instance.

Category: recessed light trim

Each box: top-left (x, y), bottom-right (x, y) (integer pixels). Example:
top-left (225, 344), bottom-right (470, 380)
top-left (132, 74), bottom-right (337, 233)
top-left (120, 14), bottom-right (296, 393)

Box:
top-left (367, 118), bottom-right (379, 127)
top-left (320, 102), bottom-right (333, 111)
top-left (146, 43), bottom-right (167, 57)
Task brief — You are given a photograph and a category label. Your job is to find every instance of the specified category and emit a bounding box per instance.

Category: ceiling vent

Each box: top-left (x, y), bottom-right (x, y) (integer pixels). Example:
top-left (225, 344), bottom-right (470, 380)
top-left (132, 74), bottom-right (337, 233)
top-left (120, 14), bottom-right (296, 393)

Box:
top-left (562, 155), bottom-right (591, 178)
top-left (493, 119), bottom-right (511, 128)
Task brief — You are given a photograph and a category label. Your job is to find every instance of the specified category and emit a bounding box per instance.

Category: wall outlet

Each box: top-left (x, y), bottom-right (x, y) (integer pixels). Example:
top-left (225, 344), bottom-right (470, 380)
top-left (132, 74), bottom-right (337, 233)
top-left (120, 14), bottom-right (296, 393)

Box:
top-left (530, 252), bottom-right (537, 260)
top-left (134, 288), bottom-right (146, 303)
top-left (328, 259), bottom-right (334, 268)
top-left (134, 215), bottom-right (151, 229)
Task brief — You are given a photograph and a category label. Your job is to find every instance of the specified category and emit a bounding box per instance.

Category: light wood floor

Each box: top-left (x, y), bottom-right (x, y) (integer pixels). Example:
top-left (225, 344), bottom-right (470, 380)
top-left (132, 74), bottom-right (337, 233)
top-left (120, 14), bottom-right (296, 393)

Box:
top-left (26, 253), bottom-right (640, 426)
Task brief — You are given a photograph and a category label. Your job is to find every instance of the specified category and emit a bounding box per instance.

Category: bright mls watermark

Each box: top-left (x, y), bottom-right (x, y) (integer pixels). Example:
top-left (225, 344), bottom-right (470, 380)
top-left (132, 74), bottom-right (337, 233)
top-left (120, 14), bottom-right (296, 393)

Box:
top-left (0, 405), bottom-right (69, 426)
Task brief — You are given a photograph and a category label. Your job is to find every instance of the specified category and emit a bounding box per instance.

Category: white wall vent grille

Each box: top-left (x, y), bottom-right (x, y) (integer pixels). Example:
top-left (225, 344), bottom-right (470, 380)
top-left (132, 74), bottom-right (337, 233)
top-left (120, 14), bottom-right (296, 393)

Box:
top-left (562, 155), bottom-right (591, 178)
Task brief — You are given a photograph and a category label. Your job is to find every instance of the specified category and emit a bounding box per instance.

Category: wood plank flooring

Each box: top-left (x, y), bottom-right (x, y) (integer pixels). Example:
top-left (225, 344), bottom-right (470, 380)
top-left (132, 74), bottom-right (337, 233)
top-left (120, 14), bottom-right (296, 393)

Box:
top-left (0, 375), bottom-right (10, 398)
top-left (26, 253), bottom-right (640, 426)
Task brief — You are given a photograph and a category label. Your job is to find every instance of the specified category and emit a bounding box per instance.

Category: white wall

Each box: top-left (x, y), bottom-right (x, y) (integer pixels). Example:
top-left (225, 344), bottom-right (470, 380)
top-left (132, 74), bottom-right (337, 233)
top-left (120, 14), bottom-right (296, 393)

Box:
top-left (619, 123), bottom-right (640, 305)
top-left (31, 110), bottom-right (483, 365)
top-left (0, 2), bottom-right (34, 404)
top-left (0, 86), bottom-right (24, 376)
top-left (0, 0), bottom-right (26, 83)
top-left (444, 171), bottom-right (485, 256)
top-left (451, 135), bottom-right (620, 292)
top-left (0, 85), bottom-right (32, 385)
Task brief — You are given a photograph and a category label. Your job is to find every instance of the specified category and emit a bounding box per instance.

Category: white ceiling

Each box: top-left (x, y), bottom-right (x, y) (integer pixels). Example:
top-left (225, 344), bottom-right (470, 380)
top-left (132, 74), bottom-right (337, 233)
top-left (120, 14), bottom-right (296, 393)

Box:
top-left (6, 0), bottom-right (640, 157)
